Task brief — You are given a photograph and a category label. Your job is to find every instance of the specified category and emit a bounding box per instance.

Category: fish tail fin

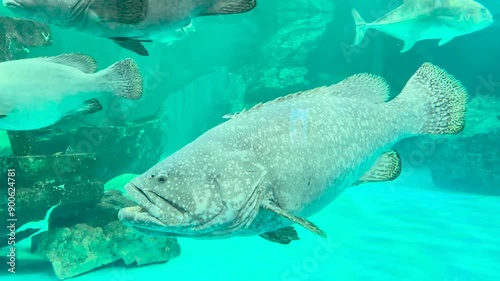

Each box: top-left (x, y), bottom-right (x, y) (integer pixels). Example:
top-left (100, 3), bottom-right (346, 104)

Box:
top-left (352, 9), bottom-right (368, 45)
top-left (101, 58), bottom-right (143, 100)
top-left (394, 63), bottom-right (467, 135)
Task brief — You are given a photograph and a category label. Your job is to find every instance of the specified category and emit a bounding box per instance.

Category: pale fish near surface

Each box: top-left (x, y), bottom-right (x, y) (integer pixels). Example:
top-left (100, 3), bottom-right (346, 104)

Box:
top-left (2, 0), bottom-right (257, 56)
top-left (353, 0), bottom-right (493, 53)
top-left (0, 53), bottom-right (143, 131)
top-left (118, 62), bottom-right (468, 245)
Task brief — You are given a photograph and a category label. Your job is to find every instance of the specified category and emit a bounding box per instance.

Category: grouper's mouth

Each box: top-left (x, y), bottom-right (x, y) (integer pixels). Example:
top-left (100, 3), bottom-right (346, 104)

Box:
top-left (119, 182), bottom-right (186, 227)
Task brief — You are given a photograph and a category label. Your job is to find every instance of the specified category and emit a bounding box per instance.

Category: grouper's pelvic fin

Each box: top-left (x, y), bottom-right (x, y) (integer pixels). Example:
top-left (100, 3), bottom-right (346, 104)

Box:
top-left (354, 149), bottom-right (402, 186)
top-left (202, 0), bottom-right (257, 16)
top-left (394, 62), bottom-right (467, 135)
top-left (262, 200), bottom-right (327, 238)
top-left (259, 226), bottom-right (300, 245)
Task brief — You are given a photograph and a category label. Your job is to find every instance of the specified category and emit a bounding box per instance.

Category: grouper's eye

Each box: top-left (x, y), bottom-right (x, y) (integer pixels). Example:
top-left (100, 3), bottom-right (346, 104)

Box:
top-left (157, 175), bottom-right (167, 183)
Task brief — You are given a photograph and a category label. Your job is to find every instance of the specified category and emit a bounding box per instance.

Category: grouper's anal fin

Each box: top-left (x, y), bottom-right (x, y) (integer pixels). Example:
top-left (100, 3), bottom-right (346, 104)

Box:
top-left (261, 200), bottom-right (327, 238)
top-left (111, 37), bottom-right (150, 56)
top-left (259, 226), bottom-right (300, 245)
top-left (353, 149), bottom-right (402, 186)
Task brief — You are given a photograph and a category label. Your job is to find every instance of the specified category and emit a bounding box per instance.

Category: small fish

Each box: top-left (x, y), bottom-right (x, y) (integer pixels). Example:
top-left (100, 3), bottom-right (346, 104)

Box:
top-left (0, 53), bottom-right (143, 131)
top-left (3, 0), bottom-right (257, 56)
top-left (118, 63), bottom-right (467, 244)
top-left (353, 0), bottom-right (493, 52)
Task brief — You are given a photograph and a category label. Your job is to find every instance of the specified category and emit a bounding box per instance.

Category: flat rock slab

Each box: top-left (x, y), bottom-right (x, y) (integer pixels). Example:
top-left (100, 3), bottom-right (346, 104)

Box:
top-left (31, 190), bottom-right (180, 280)
top-left (7, 119), bottom-right (165, 182)
top-left (32, 221), bottom-right (180, 280)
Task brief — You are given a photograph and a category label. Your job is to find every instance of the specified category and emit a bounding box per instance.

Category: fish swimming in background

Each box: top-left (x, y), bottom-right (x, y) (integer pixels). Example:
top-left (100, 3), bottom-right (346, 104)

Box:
top-left (2, 0), bottom-right (257, 56)
top-left (353, 0), bottom-right (493, 52)
top-left (118, 62), bottom-right (467, 244)
top-left (0, 53), bottom-right (143, 131)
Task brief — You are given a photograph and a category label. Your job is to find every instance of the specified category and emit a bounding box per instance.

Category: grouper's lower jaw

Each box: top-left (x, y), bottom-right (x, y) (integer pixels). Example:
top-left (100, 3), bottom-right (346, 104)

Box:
top-left (118, 206), bottom-right (220, 238)
top-left (118, 206), bottom-right (167, 228)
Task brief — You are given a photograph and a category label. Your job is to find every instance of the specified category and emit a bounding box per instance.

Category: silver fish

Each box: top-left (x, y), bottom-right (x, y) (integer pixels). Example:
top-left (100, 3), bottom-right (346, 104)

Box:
top-left (118, 63), bottom-right (467, 244)
top-left (2, 0), bottom-right (257, 56)
top-left (353, 0), bottom-right (493, 52)
top-left (0, 53), bottom-right (142, 131)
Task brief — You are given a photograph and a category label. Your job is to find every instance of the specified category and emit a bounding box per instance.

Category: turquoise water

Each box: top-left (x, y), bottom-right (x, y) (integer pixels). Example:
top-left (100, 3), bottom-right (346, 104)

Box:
top-left (1, 0), bottom-right (500, 280)
top-left (5, 170), bottom-right (500, 281)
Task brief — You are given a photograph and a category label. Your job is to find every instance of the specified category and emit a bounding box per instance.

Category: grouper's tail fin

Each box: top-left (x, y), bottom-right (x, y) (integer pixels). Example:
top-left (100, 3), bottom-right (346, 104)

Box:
top-left (352, 9), bottom-right (368, 45)
top-left (101, 58), bottom-right (143, 100)
top-left (395, 62), bottom-right (467, 135)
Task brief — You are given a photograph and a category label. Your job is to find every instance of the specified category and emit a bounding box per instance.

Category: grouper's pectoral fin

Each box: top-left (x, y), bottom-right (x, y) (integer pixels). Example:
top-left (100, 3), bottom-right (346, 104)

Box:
top-left (262, 200), bottom-right (327, 238)
top-left (201, 0), bottom-right (257, 16)
top-left (353, 149), bottom-right (402, 186)
top-left (111, 38), bottom-right (150, 56)
top-left (91, 0), bottom-right (148, 25)
top-left (259, 226), bottom-right (300, 245)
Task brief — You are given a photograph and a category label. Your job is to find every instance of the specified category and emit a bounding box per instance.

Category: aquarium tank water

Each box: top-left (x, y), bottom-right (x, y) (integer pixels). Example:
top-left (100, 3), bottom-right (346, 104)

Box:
top-left (0, 0), bottom-right (499, 281)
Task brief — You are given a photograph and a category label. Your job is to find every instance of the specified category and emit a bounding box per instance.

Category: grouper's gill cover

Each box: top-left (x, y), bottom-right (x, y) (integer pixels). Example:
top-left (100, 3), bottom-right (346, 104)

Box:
top-left (118, 63), bottom-right (467, 243)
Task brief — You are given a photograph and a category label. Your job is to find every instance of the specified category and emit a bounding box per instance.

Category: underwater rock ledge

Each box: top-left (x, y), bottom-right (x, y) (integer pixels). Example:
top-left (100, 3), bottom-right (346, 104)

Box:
top-left (0, 16), bottom-right (53, 61)
top-left (31, 190), bottom-right (181, 280)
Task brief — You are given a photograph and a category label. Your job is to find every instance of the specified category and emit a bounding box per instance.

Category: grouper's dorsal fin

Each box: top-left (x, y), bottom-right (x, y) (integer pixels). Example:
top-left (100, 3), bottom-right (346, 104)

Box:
top-left (201, 0), bottom-right (257, 16)
top-left (262, 200), bottom-right (327, 238)
top-left (90, 0), bottom-right (149, 25)
top-left (353, 149), bottom-right (402, 186)
top-left (224, 74), bottom-right (390, 119)
top-left (329, 73), bottom-right (391, 103)
top-left (31, 53), bottom-right (98, 73)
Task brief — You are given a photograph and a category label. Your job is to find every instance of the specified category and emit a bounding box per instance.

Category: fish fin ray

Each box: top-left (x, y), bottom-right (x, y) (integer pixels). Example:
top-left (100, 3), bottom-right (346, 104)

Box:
top-left (329, 73), bottom-right (391, 103)
top-left (111, 38), bottom-right (150, 56)
top-left (90, 0), bottom-right (148, 25)
top-left (259, 226), bottom-right (300, 245)
top-left (224, 74), bottom-right (389, 119)
top-left (202, 0), bottom-right (257, 16)
top-left (31, 53), bottom-right (98, 73)
top-left (65, 99), bottom-right (103, 116)
top-left (99, 58), bottom-right (143, 100)
top-left (394, 62), bottom-right (467, 135)
top-left (354, 150), bottom-right (402, 186)
top-left (352, 9), bottom-right (368, 45)
top-left (262, 200), bottom-right (326, 238)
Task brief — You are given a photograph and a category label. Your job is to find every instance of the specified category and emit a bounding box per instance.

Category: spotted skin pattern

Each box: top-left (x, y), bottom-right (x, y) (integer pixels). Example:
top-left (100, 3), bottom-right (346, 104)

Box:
top-left (119, 63), bottom-right (467, 239)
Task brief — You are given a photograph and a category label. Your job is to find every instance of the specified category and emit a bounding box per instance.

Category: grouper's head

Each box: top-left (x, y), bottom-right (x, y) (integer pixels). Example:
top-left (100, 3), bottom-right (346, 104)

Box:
top-left (3, 0), bottom-right (84, 26)
top-left (118, 145), bottom-right (268, 238)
